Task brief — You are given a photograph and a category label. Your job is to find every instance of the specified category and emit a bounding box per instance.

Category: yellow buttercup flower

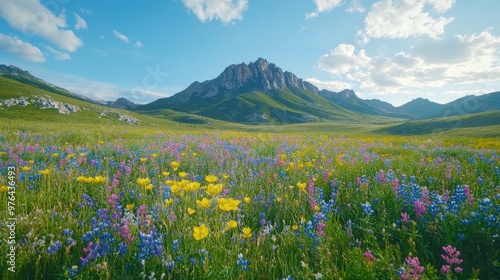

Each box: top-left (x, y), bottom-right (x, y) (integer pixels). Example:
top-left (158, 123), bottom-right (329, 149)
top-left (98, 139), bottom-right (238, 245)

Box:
top-left (206, 183), bottom-right (223, 196)
top-left (296, 182), bottom-right (306, 191)
top-left (292, 225), bottom-right (299, 231)
top-left (76, 175), bottom-right (86, 182)
top-left (165, 198), bottom-right (173, 206)
top-left (241, 227), bottom-right (252, 239)
top-left (186, 182), bottom-right (200, 192)
top-left (170, 161), bottom-right (180, 171)
top-left (196, 197), bottom-right (211, 209)
top-left (151, 153), bottom-right (158, 159)
top-left (193, 224), bottom-right (209, 241)
top-left (314, 205), bottom-right (321, 211)
top-left (94, 175), bottom-right (106, 184)
top-left (205, 175), bottom-right (218, 183)
top-left (145, 184), bottom-right (154, 191)
top-left (137, 177), bottom-right (152, 186)
top-left (140, 157), bottom-right (147, 163)
top-left (51, 153), bottom-right (59, 158)
top-left (218, 198), bottom-right (241, 212)
top-left (170, 183), bottom-right (182, 194)
top-left (187, 207), bottom-right (196, 215)
top-left (126, 204), bottom-right (135, 211)
top-left (227, 220), bottom-right (238, 229)
top-left (162, 171), bottom-right (170, 177)
top-left (38, 169), bottom-right (50, 175)
top-left (22, 166), bottom-right (31, 171)
top-left (0, 185), bottom-right (9, 192)
top-left (178, 171), bottom-right (188, 178)
top-left (244, 197), bottom-right (251, 204)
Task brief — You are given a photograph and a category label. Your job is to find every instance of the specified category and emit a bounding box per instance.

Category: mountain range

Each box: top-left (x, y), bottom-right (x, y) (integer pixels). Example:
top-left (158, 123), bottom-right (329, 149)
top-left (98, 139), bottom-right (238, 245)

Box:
top-left (1, 59), bottom-right (499, 126)
top-left (135, 58), bottom-right (500, 123)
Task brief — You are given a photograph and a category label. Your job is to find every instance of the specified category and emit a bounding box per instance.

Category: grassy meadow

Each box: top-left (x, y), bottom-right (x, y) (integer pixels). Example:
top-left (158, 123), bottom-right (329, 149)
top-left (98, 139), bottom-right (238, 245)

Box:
top-left (0, 121), bottom-right (499, 279)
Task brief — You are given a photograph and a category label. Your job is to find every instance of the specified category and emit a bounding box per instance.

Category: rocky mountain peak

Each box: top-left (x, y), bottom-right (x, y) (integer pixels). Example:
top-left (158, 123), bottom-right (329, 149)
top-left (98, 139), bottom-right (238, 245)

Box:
top-left (162, 58), bottom-right (319, 104)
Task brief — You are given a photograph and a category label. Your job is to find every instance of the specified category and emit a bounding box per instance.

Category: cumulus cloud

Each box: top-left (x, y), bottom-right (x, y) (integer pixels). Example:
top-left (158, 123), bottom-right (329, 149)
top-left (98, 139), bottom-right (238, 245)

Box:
top-left (357, 0), bottom-right (455, 43)
top-left (113, 30), bottom-right (129, 43)
top-left (0, 33), bottom-right (45, 62)
top-left (182, 0), bottom-right (248, 24)
top-left (317, 44), bottom-right (371, 74)
top-left (0, 0), bottom-right (83, 52)
top-left (306, 0), bottom-right (343, 19)
top-left (73, 12), bottom-right (87, 30)
top-left (315, 29), bottom-right (500, 96)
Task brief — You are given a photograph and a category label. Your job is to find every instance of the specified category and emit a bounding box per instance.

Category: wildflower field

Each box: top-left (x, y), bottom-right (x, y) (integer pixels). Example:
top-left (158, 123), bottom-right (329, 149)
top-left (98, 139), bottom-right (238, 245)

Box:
top-left (0, 125), bottom-right (499, 279)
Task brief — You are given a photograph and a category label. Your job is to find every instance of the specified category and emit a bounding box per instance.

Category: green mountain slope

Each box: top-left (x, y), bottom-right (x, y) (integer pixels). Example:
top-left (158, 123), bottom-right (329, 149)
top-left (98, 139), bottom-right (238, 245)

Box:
top-left (378, 110), bottom-right (500, 135)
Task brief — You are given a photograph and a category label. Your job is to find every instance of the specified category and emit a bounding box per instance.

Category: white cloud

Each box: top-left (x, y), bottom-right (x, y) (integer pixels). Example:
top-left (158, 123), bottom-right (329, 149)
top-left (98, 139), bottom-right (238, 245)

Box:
top-left (73, 12), bottom-right (87, 30)
top-left (45, 46), bottom-right (70, 60)
top-left (134, 41), bottom-right (144, 48)
top-left (315, 29), bottom-right (500, 98)
top-left (182, 0), bottom-right (248, 24)
top-left (0, 0), bottom-right (83, 52)
top-left (306, 0), bottom-right (343, 19)
top-left (357, 0), bottom-right (455, 43)
top-left (306, 77), bottom-right (353, 92)
top-left (317, 44), bottom-right (371, 75)
top-left (113, 30), bottom-right (129, 43)
top-left (0, 33), bottom-right (45, 62)
top-left (346, 0), bottom-right (365, 13)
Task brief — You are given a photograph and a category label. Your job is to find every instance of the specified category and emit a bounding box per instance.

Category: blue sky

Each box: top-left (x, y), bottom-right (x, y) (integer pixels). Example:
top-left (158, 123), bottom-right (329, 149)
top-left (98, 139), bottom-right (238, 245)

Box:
top-left (0, 0), bottom-right (499, 106)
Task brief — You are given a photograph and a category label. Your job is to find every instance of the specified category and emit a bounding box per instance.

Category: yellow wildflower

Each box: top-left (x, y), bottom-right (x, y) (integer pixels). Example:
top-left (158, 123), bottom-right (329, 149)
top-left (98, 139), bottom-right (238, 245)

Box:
top-left (162, 171), bottom-right (170, 177)
top-left (193, 224), bottom-right (209, 241)
top-left (126, 204), bottom-right (135, 211)
top-left (227, 220), bottom-right (238, 229)
top-left (186, 182), bottom-right (200, 192)
top-left (151, 153), bottom-right (158, 159)
top-left (244, 197), bottom-right (251, 204)
top-left (76, 175), bottom-right (87, 183)
top-left (38, 169), bottom-right (50, 175)
top-left (178, 171), bottom-right (188, 178)
top-left (206, 183), bottom-right (223, 196)
top-left (296, 182), bottom-right (307, 191)
top-left (205, 175), bottom-right (218, 183)
top-left (140, 157), bottom-right (147, 163)
top-left (22, 166), bottom-right (31, 172)
top-left (314, 205), bottom-right (321, 211)
top-left (51, 153), bottom-right (59, 158)
top-left (94, 175), bottom-right (106, 184)
top-left (0, 185), bottom-right (9, 192)
top-left (241, 227), bottom-right (252, 239)
top-left (196, 197), bottom-right (211, 209)
top-left (170, 161), bottom-right (180, 171)
top-left (137, 177), bottom-right (151, 186)
top-left (170, 183), bottom-right (182, 194)
top-left (218, 198), bottom-right (241, 212)
top-left (292, 225), bottom-right (299, 231)
top-left (187, 207), bottom-right (196, 215)
top-left (165, 198), bottom-right (173, 206)
top-left (145, 184), bottom-right (153, 191)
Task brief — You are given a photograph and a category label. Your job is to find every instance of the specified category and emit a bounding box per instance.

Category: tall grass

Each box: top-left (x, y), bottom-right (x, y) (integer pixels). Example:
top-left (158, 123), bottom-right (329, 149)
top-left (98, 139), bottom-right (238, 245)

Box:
top-left (0, 124), bottom-right (498, 279)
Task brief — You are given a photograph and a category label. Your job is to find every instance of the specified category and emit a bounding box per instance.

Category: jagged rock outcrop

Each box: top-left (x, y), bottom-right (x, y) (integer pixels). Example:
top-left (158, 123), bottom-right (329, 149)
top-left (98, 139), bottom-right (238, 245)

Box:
top-left (0, 95), bottom-right (81, 114)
